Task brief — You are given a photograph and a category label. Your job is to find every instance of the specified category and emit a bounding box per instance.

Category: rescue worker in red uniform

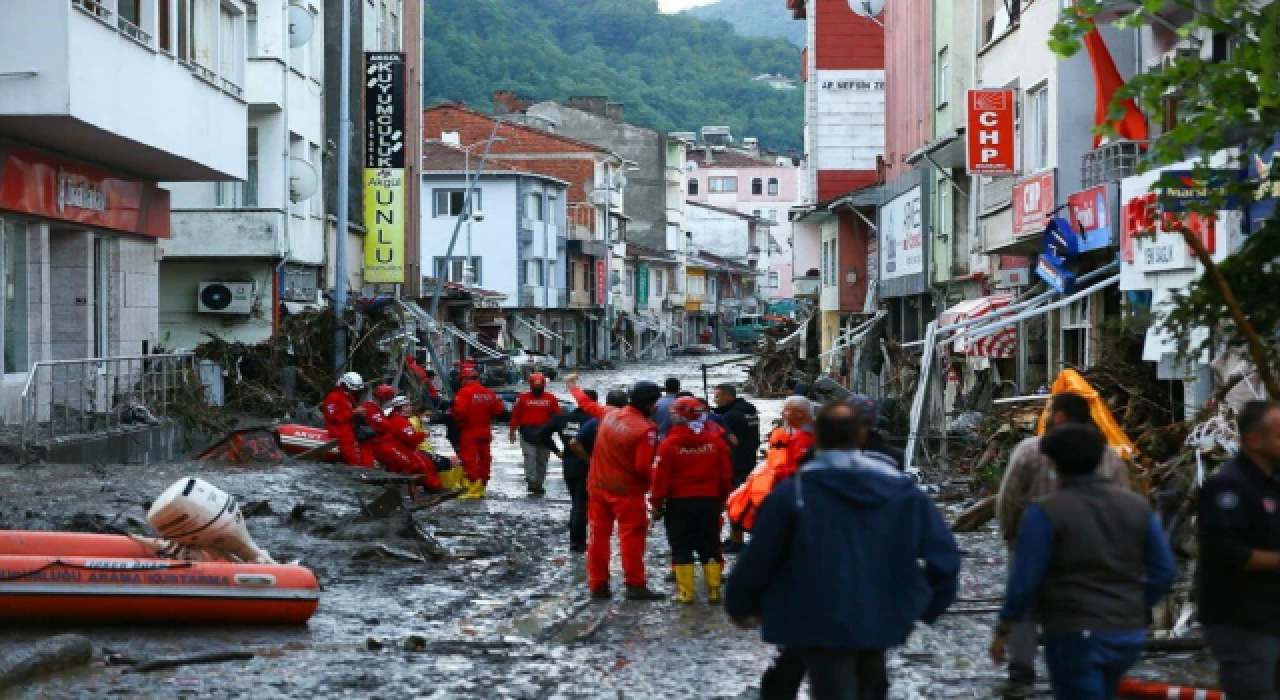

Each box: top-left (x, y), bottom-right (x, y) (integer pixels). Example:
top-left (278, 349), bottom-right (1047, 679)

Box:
top-left (451, 367), bottom-right (503, 499)
top-left (566, 373), bottom-right (666, 602)
top-left (322, 372), bottom-right (373, 467)
top-left (358, 384), bottom-right (397, 461)
top-left (509, 373), bottom-right (562, 496)
top-left (651, 397), bottom-right (734, 604)
top-left (374, 396), bottom-right (443, 490)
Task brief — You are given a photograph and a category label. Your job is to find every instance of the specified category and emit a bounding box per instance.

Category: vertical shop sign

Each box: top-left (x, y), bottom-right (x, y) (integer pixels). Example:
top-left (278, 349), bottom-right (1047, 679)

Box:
top-left (966, 89), bottom-right (1017, 175)
top-left (363, 52), bottom-right (406, 284)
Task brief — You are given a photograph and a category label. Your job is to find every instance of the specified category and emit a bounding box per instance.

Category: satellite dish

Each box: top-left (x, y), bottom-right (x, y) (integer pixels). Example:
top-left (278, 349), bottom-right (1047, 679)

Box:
top-left (287, 4), bottom-right (315, 48)
top-left (289, 158), bottom-right (319, 202)
top-left (847, 0), bottom-right (885, 18)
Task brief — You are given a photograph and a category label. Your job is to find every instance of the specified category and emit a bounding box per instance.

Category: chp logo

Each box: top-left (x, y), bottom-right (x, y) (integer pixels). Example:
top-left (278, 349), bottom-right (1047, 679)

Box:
top-left (56, 167), bottom-right (107, 213)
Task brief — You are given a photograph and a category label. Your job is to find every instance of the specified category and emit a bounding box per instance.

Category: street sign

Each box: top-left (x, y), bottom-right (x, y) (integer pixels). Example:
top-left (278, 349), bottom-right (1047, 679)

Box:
top-left (966, 89), bottom-right (1017, 176)
top-left (1012, 170), bottom-right (1055, 237)
top-left (1067, 185), bottom-right (1113, 252)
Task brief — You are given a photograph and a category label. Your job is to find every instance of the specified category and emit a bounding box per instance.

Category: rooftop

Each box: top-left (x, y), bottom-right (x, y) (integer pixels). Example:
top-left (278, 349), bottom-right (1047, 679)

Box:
top-left (684, 147), bottom-right (777, 168)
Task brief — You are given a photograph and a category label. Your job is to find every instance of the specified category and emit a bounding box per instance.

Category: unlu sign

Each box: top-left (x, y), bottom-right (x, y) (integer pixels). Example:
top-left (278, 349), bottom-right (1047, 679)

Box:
top-left (966, 89), bottom-right (1017, 176)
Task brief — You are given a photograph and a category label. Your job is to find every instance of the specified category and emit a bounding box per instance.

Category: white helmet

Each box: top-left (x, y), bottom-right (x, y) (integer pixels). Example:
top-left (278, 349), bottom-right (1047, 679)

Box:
top-left (338, 371), bottom-right (364, 391)
top-left (387, 395), bottom-right (411, 411)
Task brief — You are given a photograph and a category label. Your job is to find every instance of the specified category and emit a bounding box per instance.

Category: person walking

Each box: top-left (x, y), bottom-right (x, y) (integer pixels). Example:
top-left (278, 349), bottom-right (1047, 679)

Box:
top-left (726, 401), bottom-right (959, 700)
top-left (535, 389), bottom-right (618, 552)
top-left (654, 378), bottom-right (682, 439)
top-left (724, 395), bottom-right (806, 554)
top-left (994, 391), bottom-right (1132, 697)
top-left (322, 372), bottom-right (373, 467)
top-left (509, 373), bottom-right (562, 497)
top-left (1198, 400), bottom-right (1280, 699)
top-left (566, 374), bottom-right (666, 601)
top-left (451, 367), bottom-right (504, 500)
top-left (991, 423), bottom-right (1176, 699)
top-left (651, 396), bottom-right (734, 604)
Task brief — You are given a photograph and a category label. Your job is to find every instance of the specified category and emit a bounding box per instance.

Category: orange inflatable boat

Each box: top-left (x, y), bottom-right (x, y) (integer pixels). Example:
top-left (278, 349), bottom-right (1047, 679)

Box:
top-left (0, 531), bottom-right (320, 625)
top-left (276, 424), bottom-right (342, 461)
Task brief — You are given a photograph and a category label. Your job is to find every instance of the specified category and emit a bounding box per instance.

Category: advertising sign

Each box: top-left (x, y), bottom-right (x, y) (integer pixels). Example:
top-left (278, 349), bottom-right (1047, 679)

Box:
top-left (1036, 217), bottom-right (1079, 294)
top-left (998, 255), bottom-right (1030, 287)
top-left (966, 89), bottom-right (1017, 176)
top-left (362, 52), bottom-right (406, 284)
top-left (1012, 170), bottom-right (1055, 238)
top-left (879, 186), bottom-right (924, 281)
top-left (1157, 169), bottom-right (1241, 213)
top-left (636, 263), bottom-right (649, 307)
top-left (1067, 185), bottom-right (1113, 252)
top-left (1134, 232), bottom-right (1194, 273)
top-left (595, 259), bottom-right (606, 305)
top-left (0, 144), bottom-right (170, 238)
top-left (1247, 136), bottom-right (1279, 234)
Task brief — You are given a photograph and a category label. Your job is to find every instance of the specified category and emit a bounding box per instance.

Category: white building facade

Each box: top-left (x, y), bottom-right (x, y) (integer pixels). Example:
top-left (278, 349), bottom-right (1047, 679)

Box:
top-left (0, 0), bottom-right (247, 421)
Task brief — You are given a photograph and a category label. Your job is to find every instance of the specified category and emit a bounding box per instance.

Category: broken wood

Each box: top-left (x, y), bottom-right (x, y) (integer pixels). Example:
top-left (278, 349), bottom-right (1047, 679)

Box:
top-left (124, 650), bottom-right (255, 674)
top-left (950, 495), bottom-right (996, 533)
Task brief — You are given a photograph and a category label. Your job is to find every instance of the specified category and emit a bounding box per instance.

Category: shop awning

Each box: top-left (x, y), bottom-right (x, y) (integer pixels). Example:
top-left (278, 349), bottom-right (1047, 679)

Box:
top-left (941, 294), bottom-right (1014, 355)
top-left (515, 314), bottom-right (564, 342)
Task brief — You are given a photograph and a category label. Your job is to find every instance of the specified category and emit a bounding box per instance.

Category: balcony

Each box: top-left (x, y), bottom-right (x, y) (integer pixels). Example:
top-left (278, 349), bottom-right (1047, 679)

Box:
top-left (568, 289), bottom-right (594, 309)
top-left (567, 204), bottom-right (597, 241)
top-left (793, 276), bottom-right (820, 299)
top-left (666, 292), bottom-right (686, 307)
top-left (0, 1), bottom-right (247, 181)
top-left (1081, 140), bottom-right (1147, 190)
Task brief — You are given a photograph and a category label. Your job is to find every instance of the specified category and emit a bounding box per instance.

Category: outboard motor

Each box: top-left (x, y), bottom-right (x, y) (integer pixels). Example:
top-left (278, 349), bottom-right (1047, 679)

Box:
top-left (147, 478), bottom-right (275, 564)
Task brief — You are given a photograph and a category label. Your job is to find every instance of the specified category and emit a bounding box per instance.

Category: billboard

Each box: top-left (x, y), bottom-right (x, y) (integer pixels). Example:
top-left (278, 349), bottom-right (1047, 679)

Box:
top-left (363, 52), bottom-right (406, 284)
top-left (966, 89), bottom-right (1017, 176)
top-left (1012, 170), bottom-right (1056, 238)
top-left (1067, 185), bottom-right (1113, 252)
top-left (879, 185), bottom-right (924, 281)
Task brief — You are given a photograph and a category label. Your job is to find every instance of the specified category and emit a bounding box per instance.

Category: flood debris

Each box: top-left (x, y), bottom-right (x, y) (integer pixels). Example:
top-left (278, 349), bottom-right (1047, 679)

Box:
top-left (122, 650), bottom-right (255, 674)
top-left (0, 634), bottom-right (92, 690)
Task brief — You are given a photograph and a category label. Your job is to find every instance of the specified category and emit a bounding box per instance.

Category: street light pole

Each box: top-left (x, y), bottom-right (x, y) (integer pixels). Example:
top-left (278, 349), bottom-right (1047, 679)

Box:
top-left (332, 0), bottom-right (353, 371)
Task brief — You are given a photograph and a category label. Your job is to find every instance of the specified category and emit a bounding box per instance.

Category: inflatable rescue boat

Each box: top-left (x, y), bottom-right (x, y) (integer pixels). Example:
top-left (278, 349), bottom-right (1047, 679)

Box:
top-left (0, 532), bottom-right (320, 625)
top-left (277, 424), bottom-right (342, 461)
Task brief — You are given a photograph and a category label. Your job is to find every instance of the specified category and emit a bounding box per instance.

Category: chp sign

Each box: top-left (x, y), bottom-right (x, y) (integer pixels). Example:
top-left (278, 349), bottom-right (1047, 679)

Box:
top-left (966, 89), bottom-right (1017, 176)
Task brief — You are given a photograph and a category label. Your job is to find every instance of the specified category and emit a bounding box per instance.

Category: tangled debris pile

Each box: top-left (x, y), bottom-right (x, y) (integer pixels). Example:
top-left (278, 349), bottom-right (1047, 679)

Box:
top-left (743, 317), bottom-right (819, 398)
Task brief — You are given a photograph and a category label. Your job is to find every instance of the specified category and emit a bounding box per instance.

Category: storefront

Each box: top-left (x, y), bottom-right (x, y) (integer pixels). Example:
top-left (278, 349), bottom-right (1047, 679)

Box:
top-left (0, 141), bottom-right (170, 421)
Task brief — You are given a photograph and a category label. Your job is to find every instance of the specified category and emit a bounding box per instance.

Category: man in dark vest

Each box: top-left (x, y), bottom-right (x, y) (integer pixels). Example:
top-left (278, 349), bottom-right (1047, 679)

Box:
top-left (991, 423), bottom-right (1176, 698)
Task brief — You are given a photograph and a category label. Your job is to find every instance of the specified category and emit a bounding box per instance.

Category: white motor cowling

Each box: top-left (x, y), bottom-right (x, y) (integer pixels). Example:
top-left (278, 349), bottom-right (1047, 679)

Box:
top-left (147, 478), bottom-right (275, 564)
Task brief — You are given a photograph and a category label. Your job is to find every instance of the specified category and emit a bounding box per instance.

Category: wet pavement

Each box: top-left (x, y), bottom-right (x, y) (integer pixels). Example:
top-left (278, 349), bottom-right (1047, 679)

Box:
top-left (0, 355), bottom-right (1217, 698)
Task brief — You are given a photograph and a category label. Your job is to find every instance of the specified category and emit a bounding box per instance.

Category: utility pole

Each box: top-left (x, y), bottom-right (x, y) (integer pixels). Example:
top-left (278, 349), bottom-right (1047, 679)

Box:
top-left (333, 0), bottom-right (353, 371)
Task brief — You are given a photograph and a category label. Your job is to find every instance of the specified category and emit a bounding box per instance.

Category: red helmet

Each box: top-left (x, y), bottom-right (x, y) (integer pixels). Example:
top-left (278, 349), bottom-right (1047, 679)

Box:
top-left (460, 367), bottom-right (480, 380)
top-left (528, 372), bottom-right (546, 388)
top-left (671, 396), bottom-right (705, 421)
top-left (372, 385), bottom-right (397, 403)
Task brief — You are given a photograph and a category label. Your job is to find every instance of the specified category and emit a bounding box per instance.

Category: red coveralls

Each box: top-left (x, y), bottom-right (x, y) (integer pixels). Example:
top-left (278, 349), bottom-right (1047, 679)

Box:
top-left (374, 411), bottom-right (443, 490)
top-left (451, 380), bottom-right (503, 482)
top-left (508, 392), bottom-right (562, 436)
top-left (570, 386), bottom-right (658, 591)
top-left (322, 387), bottom-right (373, 467)
top-left (651, 423), bottom-right (734, 566)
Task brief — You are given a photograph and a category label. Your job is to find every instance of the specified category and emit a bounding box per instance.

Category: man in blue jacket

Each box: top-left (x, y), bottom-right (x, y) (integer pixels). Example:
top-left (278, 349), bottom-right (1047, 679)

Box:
top-left (725, 401), bottom-right (960, 699)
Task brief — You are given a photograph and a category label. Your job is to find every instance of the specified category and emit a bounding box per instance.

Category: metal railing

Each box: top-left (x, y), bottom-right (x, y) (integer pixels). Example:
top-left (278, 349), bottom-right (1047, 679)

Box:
top-left (72, 0), bottom-right (111, 22)
top-left (21, 353), bottom-right (197, 452)
top-left (1081, 140), bottom-right (1147, 189)
top-left (117, 15), bottom-right (153, 47)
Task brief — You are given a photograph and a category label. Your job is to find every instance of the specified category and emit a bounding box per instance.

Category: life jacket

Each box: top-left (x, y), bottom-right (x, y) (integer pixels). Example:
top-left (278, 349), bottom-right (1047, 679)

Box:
top-left (726, 425), bottom-right (814, 531)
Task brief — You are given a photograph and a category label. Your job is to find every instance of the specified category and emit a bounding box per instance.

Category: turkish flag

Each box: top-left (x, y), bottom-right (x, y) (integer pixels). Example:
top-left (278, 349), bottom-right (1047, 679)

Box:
top-left (1082, 22), bottom-right (1148, 147)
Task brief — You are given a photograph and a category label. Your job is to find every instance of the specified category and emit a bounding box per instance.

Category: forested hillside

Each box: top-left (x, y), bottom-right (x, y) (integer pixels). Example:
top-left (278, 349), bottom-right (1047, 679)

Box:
top-left (421, 0), bottom-right (804, 151)
top-left (687, 0), bottom-right (805, 47)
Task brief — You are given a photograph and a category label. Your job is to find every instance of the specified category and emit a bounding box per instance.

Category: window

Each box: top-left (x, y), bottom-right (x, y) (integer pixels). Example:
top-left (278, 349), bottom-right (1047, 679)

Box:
top-left (434, 257), bottom-right (481, 285)
top-left (433, 189), bottom-right (480, 217)
top-left (246, 4), bottom-right (257, 58)
top-left (751, 178), bottom-right (763, 195)
top-left (526, 193), bottom-right (544, 222)
top-left (655, 269), bottom-right (665, 296)
top-left (390, 11), bottom-right (400, 50)
top-left (709, 177), bottom-right (738, 193)
top-left (768, 209), bottom-right (779, 222)
top-left (526, 259), bottom-right (544, 286)
top-left (768, 271), bottom-right (780, 288)
top-left (937, 180), bottom-right (950, 239)
top-left (767, 178), bottom-right (779, 196)
top-left (245, 127), bottom-right (259, 206)
top-left (158, 0), bottom-right (172, 52)
top-left (625, 268), bottom-right (635, 297)
top-left (707, 276), bottom-right (718, 300)
top-left (688, 274), bottom-right (705, 296)
top-left (217, 2), bottom-right (242, 86)
top-left (1061, 297), bottom-right (1091, 367)
top-left (177, 0), bottom-right (189, 61)
top-left (753, 209), bottom-right (762, 219)
top-left (1026, 85), bottom-right (1049, 172)
top-left (2, 220), bottom-right (29, 374)
top-left (936, 48), bottom-right (949, 108)
top-left (687, 178), bottom-right (699, 196)
top-left (309, 144), bottom-right (322, 216)
top-left (118, 0), bottom-right (141, 29)
top-left (289, 134), bottom-right (305, 216)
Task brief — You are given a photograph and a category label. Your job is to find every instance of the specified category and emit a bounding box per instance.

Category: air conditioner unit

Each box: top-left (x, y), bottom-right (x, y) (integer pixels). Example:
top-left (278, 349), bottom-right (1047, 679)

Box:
top-left (198, 282), bottom-right (253, 314)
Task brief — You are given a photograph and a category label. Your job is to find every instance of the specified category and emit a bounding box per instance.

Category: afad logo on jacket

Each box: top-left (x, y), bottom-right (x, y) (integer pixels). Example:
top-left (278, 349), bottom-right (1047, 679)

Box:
top-left (676, 444), bottom-right (718, 456)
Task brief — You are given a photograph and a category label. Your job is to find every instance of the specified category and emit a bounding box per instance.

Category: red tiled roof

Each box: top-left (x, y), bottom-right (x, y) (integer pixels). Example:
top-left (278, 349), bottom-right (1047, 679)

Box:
top-left (685, 147), bottom-right (777, 168)
top-left (423, 104), bottom-right (618, 157)
top-left (422, 141), bottom-right (522, 173)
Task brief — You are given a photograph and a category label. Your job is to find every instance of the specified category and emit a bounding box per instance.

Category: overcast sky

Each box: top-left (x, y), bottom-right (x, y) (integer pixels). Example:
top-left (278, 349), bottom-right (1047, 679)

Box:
top-left (657, 0), bottom-right (718, 12)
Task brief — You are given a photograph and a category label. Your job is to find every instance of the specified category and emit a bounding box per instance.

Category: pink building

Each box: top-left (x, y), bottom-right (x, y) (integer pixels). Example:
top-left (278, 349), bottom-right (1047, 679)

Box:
top-left (684, 145), bottom-right (803, 299)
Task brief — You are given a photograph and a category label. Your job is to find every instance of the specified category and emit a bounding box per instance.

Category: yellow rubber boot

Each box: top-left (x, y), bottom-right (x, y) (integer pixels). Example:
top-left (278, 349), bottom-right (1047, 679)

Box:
top-left (439, 469), bottom-right (461, 491)
top-left (704, 560), bottom-right (724, 604)
top-left (457, 477), bottom-right (478, 500)
top-left (459, 478), bottom-right (487, 500)
top-left (672, 564), bottom-right (696, 604)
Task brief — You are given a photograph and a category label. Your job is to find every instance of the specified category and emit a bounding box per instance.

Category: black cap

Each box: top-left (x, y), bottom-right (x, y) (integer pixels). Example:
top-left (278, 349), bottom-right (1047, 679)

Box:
top-left (629, 380), bottom-right (663, 407)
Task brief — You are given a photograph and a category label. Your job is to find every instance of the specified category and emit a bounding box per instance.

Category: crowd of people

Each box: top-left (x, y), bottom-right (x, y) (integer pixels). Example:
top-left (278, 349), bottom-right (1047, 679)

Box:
top-left (318, 365), bottom-right (1280, 700)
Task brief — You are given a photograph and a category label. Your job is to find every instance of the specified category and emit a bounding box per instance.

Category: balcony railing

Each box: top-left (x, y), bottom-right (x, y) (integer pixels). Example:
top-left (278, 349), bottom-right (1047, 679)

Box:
top-left (117, 15), bottom-right (153, 48)
top-left (72, 0), bottom-right (111, 22)
top-left (793, 277), bottom-right (820, 298)
top-left (1081, 140), bottom-right (1147, 189)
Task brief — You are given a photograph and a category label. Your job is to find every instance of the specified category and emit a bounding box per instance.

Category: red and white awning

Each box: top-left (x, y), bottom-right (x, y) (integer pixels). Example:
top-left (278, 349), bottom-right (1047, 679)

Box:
top-left (941, 294), bottom-right (1016, 358)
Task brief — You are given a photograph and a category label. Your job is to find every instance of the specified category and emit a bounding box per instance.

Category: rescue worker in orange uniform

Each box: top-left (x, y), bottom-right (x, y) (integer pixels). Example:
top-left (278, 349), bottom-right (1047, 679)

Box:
top-left (508, 372), bottom-right (562, 496)
top-left (322, 372), bottom-right (373, 467)
top-left (566, 373), bottom-right (666, 601)
top-left (451, 367), bottom-right (503, 499)
top-left (376, 396), bottom-right (443, 491)
top-left (650, 396), bottom-right (734, 604)
top-left (726, 395), bottom-right (816, 532)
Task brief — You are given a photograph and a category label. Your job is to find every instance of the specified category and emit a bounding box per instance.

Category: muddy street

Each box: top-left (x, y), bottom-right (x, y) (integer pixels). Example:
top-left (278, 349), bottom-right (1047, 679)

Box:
top-left (0, 356), bottom-right (1210, 698)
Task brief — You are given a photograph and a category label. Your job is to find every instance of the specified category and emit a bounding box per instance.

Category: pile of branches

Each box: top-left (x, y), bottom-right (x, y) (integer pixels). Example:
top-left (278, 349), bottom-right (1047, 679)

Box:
top-left (744, 337), bottom-right (803, 398)
top-left (194, 307), bottom-right (402, 419)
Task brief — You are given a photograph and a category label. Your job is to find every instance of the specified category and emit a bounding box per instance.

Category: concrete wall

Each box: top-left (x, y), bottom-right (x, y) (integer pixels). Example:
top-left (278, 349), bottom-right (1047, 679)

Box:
top-left (158, 259), bottom-right (273, 351)
top-left (687, 205), bottom-right (751, 260)
top-left (525, 102), bottom-right (669, 252)
top-left (49, 232), bottom-right (94, 362)
top-left (110, 237), bottom-right (160, 356)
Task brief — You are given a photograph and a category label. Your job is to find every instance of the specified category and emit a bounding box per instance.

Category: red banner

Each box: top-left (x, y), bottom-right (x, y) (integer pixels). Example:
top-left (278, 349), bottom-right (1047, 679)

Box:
top-left (966, 89), bottom-right (1017, 176)
top-left (1012, 170), bottom-right (1055, 237)
top-left (0, 144), bottom-right (170, 238)
top-left (594, 259), bottom-right (606, 305)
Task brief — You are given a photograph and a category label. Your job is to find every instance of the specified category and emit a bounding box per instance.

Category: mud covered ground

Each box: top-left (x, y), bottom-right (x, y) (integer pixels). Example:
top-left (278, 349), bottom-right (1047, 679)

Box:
top-left (0, 357), bottom-right (1217, 698)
